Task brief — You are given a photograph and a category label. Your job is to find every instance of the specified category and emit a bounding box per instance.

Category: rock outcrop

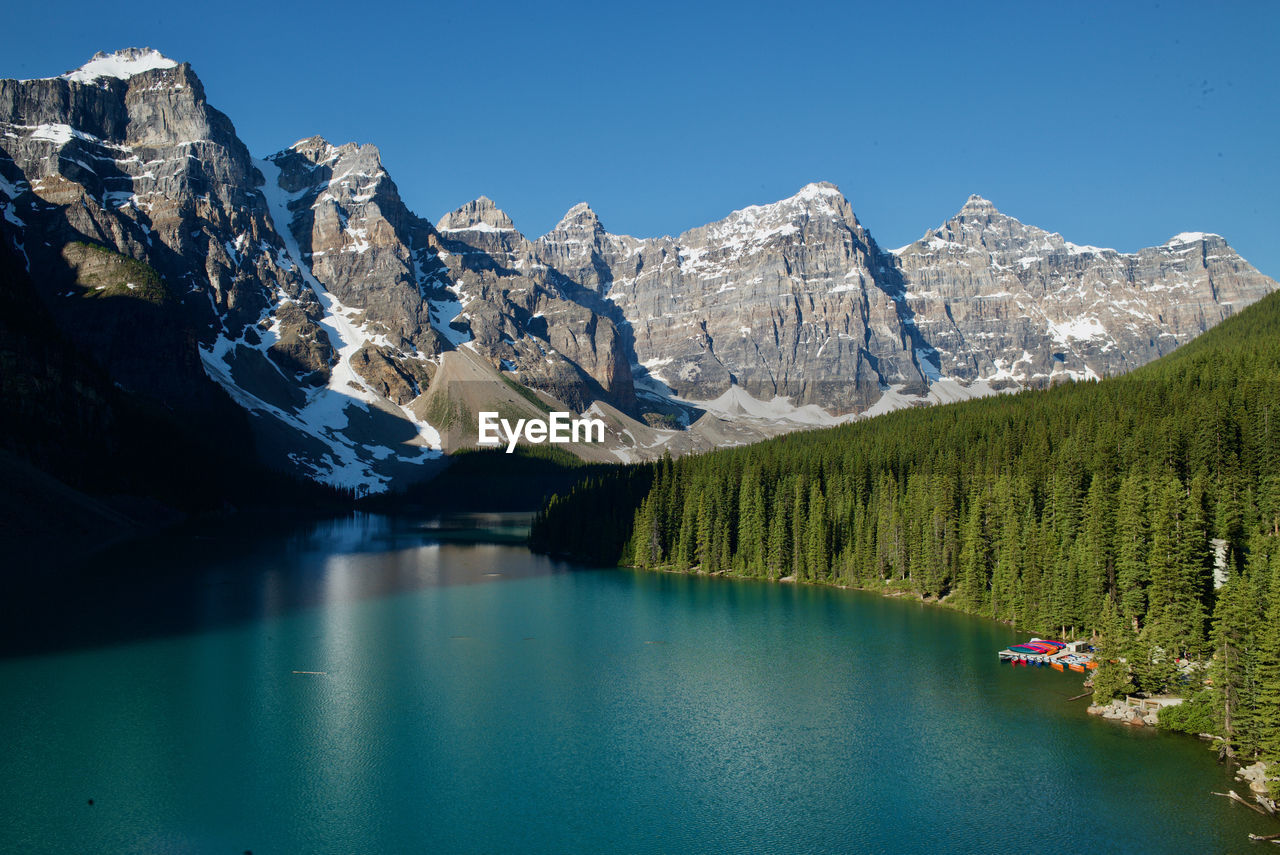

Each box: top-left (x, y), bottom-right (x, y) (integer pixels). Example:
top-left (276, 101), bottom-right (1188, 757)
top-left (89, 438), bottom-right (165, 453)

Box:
top-left (1087, 699), bottom-right (1159, 726)
top-left (266, 137), bottom-right (445, 360)
top-left (1237, 761), bottom-right (1278, 805)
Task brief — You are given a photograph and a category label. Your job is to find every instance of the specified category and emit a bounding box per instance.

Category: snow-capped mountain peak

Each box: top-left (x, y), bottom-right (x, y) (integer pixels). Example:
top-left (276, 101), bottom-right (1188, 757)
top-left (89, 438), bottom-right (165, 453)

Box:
top-left (765, 181), bottom-right (847, 215)
top-left (683, 181), bottom-right (856, 250)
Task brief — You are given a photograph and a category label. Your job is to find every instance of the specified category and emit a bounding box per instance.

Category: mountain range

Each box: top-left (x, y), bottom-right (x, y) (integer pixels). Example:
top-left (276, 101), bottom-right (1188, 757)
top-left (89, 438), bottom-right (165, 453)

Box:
top-left (1, 49), bottom-right (1275, 494)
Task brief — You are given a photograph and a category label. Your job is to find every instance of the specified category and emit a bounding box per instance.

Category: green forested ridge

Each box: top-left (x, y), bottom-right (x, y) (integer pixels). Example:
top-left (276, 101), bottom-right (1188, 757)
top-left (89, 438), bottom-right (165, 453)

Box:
top-left (529, 291), bottom-right (1280, 775)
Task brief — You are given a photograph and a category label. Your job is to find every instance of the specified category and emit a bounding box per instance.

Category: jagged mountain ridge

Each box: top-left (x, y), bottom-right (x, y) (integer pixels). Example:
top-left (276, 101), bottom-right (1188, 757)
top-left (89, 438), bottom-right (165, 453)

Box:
top-left (890, 194), bottom-right (1269, 387)
top-left (2, 49), bottom-right (1275, 493)
top-left (532, 184), bottom-right (1276, 415)
top-left (0, 50), bottom-right (638, 491)
top-left (544, 182), bottom-right (916, 413)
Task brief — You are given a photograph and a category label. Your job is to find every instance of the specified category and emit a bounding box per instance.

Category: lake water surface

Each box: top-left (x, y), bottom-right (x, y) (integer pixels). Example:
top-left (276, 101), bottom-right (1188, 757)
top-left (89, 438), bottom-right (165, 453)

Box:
top-left (0, 513), bottom-right (1270, 853)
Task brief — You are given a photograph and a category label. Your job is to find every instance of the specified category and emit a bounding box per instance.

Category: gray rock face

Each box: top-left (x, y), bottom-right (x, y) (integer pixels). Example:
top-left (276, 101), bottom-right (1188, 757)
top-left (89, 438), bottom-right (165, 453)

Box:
top-left (0, 50), bottom-right (640, 488)
top-left (547, 183), bottom-right (919, 412)
top-left (890, 195), bottom-right (1275, 386)
top-left (0, 49), bottom-right (315, 410)
top-left (265, 137), bottom-right (446, 361)
top-left (433, 196), bottom-right (636, 411)
top-left (0, 52), bottom-right (431, 492)
top-left (536, 186), bottom-right (1275, 413)
top-left (437, 196), bottom-right (520, 234)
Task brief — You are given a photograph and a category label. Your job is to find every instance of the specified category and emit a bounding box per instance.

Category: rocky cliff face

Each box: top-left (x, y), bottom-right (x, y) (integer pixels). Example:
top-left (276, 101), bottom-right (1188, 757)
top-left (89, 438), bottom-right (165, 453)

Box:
top-left (3, 49), bottom-right (1276, 492)
top-left (0, 51), bottom-right (447, 491)
top-left (550, 183), bottom-right (920, 413)
top-left (267, 137), bottom-right (447, 357)
top-left (433, 195), bottom-right (636, 411)
top-left (543, 187), bottom-right (1276, 415)
top-left (890, 195), bottom-right (1272, 387)
top-left (0, 51), bottom-right (637, 490)
top-left (0, 49), bottom-right (343, 448)
top-left (261, 137), bottom-right (444, 405)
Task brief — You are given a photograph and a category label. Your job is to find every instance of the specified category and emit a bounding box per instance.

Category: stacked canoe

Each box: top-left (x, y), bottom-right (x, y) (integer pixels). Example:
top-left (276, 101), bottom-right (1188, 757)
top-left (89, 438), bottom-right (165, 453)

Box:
top-left (1008, 639), bottom-right (1065, 655)
top-left (999, 638), bottom-right (1096, 671)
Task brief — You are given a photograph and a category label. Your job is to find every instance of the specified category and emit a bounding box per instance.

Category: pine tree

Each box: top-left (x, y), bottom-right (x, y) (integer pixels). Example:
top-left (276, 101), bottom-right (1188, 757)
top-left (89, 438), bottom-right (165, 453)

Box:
top-left (958, 487), bottom-right (991, 613)
top-left (1254, 548), bottom-right (1280, 790)
top-left (1144, 473), bottom-right (1207, 667)
top-left (632, 496), bottom-right (660, 567)
top-left (766, 484), bottom-right (791, 580)
top-left (805, 481), bottom-right (828, 581)
top-left (676, 487), bottom-right (698, 568)
top-left (1080, 469), bottom-right (1116, 611)
top-left (696, 482), bottom-right (716, 572)
top-left (990, 474), bottom-right (1025, 624)
top-left (1092, 594), bottom-right (1135, 704)
top-left (1210, 573), bottom-right (1258, 756)
top-left (1115, 468), bottom-right (1150, 627)
top-left (737, 467), bottom-right (766, 576)
top-left (1258, 402), bottom-right (1280, 537)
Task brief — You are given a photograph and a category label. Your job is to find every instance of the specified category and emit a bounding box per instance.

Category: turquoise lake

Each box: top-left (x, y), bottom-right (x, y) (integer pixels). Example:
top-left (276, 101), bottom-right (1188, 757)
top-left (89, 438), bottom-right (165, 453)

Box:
top-left (0, 513), bottom-right (1271, 853)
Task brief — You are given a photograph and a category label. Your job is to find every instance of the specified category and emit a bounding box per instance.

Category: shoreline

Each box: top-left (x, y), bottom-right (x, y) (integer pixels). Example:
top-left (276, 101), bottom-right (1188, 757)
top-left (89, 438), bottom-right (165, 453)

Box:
top-left (604, 556), bottom-right (1280, 820)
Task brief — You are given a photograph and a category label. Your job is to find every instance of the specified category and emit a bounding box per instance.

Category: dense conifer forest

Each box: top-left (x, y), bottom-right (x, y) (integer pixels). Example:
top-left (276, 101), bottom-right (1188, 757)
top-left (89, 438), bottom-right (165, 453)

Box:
top-left (530, 292), bottom-right (1280, 780)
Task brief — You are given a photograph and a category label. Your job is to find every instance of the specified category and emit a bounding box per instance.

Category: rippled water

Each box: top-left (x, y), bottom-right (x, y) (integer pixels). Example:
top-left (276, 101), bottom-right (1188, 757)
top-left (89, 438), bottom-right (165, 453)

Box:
top-left (0, 514), bottom-right (1270, 853)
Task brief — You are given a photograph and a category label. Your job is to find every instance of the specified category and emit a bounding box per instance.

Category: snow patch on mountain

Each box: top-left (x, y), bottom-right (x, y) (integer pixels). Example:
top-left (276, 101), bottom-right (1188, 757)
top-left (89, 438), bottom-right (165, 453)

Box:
top-left (439, 221), bottom-right (513, 234)
top-left (1064, 240), bottom-right (1113, 256)
top-left (195, 158), bottom-right (443, 493)
top-left (684, 385), bottom-right (857, 428)
top-left (703, 182), bottom-right (843, 243)
top-left (58, 49), bottom-right (178, 84)
top-left (411, 252), bottom-right (472, 349)
top-left (1166, 232), bottom-right (1218, 246)
top-left (428, 292), bottom-right (470, 347)
top-left (1048, 317), bottom-right (1108, 344)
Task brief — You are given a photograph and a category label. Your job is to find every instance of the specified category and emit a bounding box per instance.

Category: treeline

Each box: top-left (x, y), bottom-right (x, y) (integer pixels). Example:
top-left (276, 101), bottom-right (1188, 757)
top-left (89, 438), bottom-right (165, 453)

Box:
top-left (530, 292), bottom-right (1280, 774)
top-left (371, 445), bottom-right (635, 513)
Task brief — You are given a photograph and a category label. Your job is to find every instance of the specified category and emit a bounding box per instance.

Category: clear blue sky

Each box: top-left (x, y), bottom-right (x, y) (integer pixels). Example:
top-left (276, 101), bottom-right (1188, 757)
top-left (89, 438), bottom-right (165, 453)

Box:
top-left (5, 0), bottom-right (1278, 276)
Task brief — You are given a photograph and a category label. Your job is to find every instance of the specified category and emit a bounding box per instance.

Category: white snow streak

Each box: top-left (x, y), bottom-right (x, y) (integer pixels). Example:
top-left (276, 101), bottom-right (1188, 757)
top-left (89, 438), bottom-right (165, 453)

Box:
top-left (196, 158), bottom-right (442, 493)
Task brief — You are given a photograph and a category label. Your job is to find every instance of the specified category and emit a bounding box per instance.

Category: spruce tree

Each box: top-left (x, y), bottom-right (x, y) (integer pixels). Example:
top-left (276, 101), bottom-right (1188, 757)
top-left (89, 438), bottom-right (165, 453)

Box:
top-left (1254, 548), bottom-right (1280, 789)
top-left (791, 475), bottom-right (809, 579)
top-left (737, 467), bottom-right (766, 576)
top-left (1115, 468), bottom-right (1150, 627)
top-left (805, 481), bottom-right (828, 581)
top-left (1210, 574), bottom-right (1258, 756)
top-left (1092, 594), bottom-right (1135, 704)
